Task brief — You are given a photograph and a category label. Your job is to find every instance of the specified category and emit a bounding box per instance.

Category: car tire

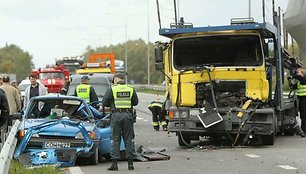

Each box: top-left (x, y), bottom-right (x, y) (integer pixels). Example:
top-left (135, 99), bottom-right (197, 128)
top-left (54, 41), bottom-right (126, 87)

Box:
top-left (89, 147), bottom-right (99, 165)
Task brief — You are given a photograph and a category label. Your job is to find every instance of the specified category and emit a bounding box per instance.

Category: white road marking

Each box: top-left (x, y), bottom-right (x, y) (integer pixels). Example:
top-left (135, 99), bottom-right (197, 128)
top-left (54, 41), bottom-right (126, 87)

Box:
top-left (143, 119), bottom-right (149, 122)
top-left (137, 117), bottom-right (144, 120)
top-left (69, 166), bottom-right (84, 174)
top-left (277, 165), bottom-right (297, 170)
top-left (245, 154), bottom-right (260, 158)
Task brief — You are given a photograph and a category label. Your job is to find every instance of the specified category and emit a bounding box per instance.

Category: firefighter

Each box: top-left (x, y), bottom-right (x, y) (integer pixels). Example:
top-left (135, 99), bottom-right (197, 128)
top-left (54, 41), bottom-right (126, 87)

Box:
top-left (148, 95), bottom-right (167, 131)
top-left (102, 73), bottom-right (138, 171)
top-left (74, 75), bottom-right (98, 104)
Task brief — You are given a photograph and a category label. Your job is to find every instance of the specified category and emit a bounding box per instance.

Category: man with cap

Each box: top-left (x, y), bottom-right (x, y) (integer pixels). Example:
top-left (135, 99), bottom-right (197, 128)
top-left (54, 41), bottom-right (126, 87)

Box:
top-left (102, 73), bottom-right (138, 171)
top-left (74, 75), bottom-right (98, 104)
top-left (0, 75), bottom-right (21, 125)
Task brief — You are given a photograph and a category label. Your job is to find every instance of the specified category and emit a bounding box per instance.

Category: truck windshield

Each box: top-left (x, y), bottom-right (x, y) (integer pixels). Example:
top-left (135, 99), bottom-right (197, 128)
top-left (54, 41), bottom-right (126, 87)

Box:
top-left (39, 72), bottom-right (64, 79)
top-left (173, 35), bottom-right (263, 69)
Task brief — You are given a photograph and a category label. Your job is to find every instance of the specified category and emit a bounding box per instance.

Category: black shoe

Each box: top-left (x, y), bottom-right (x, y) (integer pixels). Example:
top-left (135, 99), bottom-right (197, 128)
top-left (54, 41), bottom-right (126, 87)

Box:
top-left (128, 159), bottom-right (134, 170)
top-left (301, 133), bottom-right (305, 138)
top-left (108, 160), bottom-right (118, 171)
top-left (154, 126), bottom-right (159, 131)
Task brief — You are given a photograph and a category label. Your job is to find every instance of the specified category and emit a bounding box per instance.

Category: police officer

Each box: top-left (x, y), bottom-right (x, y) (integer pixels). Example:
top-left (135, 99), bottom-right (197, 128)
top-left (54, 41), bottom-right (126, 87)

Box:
top-left (290, 68), bottom-right (306, 135)
top-left (102, 73), bottom-right (138, 171)
top-left (0, 88), bottom-right (9, 143)
top-left (74, 75), bottom-right (98, 104)
top-left (148, 95), bottom-right (167, 131)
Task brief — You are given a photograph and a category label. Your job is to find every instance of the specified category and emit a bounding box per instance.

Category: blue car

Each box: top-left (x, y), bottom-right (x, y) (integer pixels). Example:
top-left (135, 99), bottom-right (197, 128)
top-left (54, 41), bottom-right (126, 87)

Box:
top-left (14, 94), bottom-right (101, 166)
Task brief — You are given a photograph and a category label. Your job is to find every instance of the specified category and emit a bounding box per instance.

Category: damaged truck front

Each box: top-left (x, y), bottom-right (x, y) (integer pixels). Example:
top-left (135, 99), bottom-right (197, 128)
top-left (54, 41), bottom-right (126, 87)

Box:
top-left (155, 17), bottom-right (302, 146)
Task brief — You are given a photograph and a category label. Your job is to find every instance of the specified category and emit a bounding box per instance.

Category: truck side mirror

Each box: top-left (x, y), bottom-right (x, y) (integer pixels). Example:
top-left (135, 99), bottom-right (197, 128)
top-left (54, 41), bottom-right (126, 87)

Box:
top-left (154, 46), bottom-right (164, 70)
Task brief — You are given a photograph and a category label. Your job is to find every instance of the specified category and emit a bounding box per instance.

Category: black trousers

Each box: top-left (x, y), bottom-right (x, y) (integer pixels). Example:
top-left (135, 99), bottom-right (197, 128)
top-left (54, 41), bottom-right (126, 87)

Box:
top-left (299, 96), bottom-right (306, 132)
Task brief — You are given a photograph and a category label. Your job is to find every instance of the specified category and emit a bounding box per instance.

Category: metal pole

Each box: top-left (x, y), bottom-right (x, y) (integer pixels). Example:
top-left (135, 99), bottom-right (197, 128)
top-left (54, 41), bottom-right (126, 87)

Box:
top-left (156, 0), bottom-right (162, 29)
top-left (147, 0), bottom-right (150, 85)
top-left (174, 0), bottom-right (178, 26)
top-left (109, 27), bottom-right (112, 52)
top-left (125, 17), bottom-right (128, 84)
top-left (262, 0), bottom-right (265, 23)
top-left (248, 0), bottom-right (251, 18)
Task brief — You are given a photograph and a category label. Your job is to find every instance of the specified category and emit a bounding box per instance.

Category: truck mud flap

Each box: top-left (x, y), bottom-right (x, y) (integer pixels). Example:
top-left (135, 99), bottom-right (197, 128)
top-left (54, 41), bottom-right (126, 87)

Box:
top-left (196, 111), bottom-right (223, 128)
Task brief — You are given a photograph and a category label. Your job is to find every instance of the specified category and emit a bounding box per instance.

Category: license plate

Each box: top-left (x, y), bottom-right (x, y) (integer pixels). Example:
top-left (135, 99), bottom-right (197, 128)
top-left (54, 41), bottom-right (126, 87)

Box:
top-left (43, 142), bottom-right (71, 148)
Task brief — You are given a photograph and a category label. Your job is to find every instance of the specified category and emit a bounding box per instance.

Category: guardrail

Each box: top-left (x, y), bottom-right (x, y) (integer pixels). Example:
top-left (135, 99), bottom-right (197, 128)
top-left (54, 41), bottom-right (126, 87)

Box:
top-left (133, 84), bottom-right (165, 91)
top-left (0, 120), bottom-right (20, 174)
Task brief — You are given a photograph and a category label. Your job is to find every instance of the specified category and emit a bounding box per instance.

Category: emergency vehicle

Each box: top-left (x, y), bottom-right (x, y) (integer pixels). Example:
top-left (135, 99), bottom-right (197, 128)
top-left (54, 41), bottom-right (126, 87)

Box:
top-left (32, 65), bottom-right (70, 93)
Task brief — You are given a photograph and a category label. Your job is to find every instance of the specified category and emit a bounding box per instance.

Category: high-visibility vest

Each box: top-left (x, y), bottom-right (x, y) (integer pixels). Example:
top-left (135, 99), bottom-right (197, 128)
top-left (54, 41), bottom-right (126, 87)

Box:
top-left (297, 82), bottom-right (306, 96)
top-left (112, 84), bottom-right (134, 108)
top-left (148, 100), bottom-right (163, 109)
top-left (76, 84), bottom-right (91, 103)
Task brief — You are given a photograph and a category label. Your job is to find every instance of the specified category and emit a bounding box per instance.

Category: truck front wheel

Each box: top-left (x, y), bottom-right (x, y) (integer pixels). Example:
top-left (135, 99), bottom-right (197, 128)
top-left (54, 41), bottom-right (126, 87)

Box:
top-left (178, 133), bottom-right (191, 146)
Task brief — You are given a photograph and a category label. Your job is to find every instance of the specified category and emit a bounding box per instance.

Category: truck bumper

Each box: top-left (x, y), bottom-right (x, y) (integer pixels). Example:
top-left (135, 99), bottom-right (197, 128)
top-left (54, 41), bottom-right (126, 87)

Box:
top-left (168, 108), bottom-right (275, 137)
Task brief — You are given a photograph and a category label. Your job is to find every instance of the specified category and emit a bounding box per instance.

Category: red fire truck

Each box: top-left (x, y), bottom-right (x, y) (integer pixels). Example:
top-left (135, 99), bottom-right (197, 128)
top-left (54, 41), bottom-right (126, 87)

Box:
top-left (32, 65), bottom-right (70, 93)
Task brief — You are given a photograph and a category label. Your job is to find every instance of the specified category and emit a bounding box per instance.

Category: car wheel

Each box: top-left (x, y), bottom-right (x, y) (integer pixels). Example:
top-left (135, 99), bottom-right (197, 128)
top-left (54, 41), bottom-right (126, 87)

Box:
top-left (89, 147), bottom-right (99, 165)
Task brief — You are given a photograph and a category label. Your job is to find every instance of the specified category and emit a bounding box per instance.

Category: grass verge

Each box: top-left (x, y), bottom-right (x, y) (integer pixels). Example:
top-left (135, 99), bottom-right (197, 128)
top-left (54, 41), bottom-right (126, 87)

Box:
top-left (10, 160), bottom-right (61, 174)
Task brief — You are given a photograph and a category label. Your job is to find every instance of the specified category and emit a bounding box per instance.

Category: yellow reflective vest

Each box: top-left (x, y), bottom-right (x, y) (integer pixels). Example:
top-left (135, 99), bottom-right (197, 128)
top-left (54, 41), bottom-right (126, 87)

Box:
top-left (297, 82), bottom-right (306, 96)
top-left (112, 84), bottom-right (134, 108)
top-left (76, 84), bottom-right (91, 103)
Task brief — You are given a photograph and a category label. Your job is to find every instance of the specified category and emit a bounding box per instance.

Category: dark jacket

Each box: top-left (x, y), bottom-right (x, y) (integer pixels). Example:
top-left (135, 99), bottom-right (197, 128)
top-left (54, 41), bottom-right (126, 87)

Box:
top-left (292, 74), bottom-right (306, 89)
top-left (0, 88), bottom-right (9, 127)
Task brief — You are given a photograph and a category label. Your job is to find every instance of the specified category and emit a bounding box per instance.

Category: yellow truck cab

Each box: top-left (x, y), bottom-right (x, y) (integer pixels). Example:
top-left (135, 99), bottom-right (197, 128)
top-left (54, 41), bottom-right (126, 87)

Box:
top-left (155, 16), bottom-right (302, 146)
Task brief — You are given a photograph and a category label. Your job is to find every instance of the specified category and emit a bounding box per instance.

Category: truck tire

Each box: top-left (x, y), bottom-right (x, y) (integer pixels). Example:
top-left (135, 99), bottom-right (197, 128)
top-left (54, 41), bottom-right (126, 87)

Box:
top-left (178, 133), bottom-right (191, 146)
top-left (262, 134), bottom-right (275, 145)
top-left (89, 147), bottom-right (99, 165)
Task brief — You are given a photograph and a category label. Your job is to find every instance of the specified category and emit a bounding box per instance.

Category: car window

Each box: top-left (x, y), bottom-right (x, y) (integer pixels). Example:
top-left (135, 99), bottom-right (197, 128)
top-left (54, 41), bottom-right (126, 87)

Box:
top-left (26, 98), bottom-right (85, 119)
top-left (39, 72), bottom-right (64, 79)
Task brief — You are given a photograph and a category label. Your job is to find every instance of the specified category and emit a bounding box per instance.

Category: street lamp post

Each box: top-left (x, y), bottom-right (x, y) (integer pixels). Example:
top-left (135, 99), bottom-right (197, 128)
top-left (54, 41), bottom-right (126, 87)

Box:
top-left (147, 0), bottom-right (150, 85)
top-left (107, 12), bottom-right (146, 84)
top-left (125, 17), bottom-right (128, 84)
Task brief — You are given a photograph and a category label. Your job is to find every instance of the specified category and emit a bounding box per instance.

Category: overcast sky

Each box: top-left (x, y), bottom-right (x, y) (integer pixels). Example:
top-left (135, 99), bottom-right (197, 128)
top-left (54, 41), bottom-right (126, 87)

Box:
top-left (0, 0), bottom-right (288, 68)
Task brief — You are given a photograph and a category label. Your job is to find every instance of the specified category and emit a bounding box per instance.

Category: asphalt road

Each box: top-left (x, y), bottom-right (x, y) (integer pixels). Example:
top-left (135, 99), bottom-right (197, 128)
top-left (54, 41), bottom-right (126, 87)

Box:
top-left (65, 93), bottom-right (306, 174)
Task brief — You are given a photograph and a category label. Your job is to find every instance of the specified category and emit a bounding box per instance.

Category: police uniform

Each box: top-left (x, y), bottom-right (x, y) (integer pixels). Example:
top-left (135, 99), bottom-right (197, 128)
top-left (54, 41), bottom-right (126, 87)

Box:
top-left (74, 76), bottom-right (98, 104)
top-left (102, 74), bottom-right (138, 171)
top-left (148, 99), bottom-right (167, 131)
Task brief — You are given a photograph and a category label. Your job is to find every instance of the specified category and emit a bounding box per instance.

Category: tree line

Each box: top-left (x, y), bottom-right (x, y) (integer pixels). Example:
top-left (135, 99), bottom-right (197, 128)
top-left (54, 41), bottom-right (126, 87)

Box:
top-left (0, 44), bottom-right (34, 82)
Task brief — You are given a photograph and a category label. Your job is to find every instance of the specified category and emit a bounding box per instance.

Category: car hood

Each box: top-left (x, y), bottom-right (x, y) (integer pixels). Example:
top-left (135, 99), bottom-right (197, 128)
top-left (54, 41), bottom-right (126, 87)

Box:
top-left (20, 119), bottom-right (95, 137)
